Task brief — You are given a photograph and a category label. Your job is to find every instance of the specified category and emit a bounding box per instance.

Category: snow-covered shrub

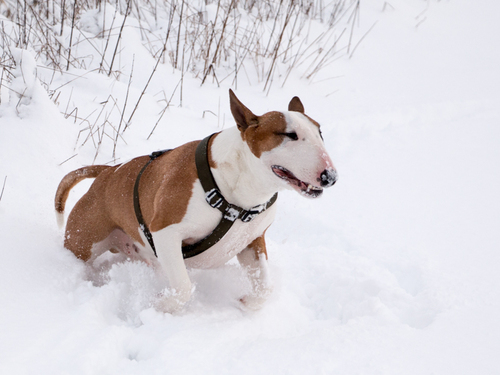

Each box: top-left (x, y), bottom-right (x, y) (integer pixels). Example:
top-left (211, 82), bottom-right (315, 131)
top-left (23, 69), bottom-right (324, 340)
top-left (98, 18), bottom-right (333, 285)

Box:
top-left (0, 0), bottom-right (360, 90)
top-left (0, 0), bottom-right (361, 158)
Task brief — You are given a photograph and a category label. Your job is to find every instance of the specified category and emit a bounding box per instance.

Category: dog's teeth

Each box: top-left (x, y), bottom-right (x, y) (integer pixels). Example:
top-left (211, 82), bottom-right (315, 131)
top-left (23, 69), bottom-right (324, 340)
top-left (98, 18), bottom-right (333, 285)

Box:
top-left (307, 184), bottom-right (313, 191)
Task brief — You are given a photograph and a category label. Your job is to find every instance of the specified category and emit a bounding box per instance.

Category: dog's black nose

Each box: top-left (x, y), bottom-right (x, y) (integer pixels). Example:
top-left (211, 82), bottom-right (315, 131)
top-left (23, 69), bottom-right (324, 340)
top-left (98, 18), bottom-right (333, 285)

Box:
top-left (320, 169), bottom-right (337, 187)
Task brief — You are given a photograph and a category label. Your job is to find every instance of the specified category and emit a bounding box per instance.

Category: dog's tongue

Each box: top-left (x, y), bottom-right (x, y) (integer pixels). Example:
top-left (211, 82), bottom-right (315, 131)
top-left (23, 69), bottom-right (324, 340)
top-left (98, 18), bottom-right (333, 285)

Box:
top-left (272, 165), bottom-right (322, 197)
top-left (274, 167), bottom-right (302, 187)
top-left (273, 166), bottom-right (293, 179)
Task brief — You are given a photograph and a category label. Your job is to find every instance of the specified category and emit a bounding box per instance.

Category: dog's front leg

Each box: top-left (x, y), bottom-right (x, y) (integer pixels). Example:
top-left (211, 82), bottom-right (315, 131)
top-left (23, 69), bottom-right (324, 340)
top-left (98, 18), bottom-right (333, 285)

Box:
top-left (152, 230), bottom-right (192, 314)
top-left (237, 234), bottom-right (273, 310)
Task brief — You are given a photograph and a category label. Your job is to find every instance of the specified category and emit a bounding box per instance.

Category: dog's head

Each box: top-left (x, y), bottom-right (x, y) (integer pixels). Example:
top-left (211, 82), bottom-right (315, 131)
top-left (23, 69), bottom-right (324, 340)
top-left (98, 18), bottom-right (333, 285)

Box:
top-left (229, 89), bottom-right (337, 198)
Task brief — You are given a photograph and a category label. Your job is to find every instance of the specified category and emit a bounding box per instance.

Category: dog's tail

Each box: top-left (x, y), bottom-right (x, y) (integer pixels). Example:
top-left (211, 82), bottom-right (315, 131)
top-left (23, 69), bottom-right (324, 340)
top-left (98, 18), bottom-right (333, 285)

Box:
top-left (55, 165), bottom-right (110, 229)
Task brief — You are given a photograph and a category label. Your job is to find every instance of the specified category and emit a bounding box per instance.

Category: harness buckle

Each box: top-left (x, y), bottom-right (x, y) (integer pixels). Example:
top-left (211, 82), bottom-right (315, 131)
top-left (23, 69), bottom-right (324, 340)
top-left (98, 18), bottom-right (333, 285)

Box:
top-left (240, 209), bottom-right (259, 223)
top-left (224, 205), bottom-right (242, 222)
top-left (240, 201), bottom-right (268, 222)
top-left (205, 189), bottom-right (225, 209)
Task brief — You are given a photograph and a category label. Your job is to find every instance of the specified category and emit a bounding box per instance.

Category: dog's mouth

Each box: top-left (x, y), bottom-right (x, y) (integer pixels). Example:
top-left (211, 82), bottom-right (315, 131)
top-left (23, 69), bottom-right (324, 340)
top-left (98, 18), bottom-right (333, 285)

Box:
top-left (272, 165), bottom-right (323, 198)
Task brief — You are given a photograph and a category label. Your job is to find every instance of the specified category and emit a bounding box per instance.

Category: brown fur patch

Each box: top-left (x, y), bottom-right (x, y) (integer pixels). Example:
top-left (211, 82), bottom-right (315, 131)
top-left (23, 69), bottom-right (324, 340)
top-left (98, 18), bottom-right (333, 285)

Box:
top-left (246, 231), bottom-right (268, 260)
top-left (288, 96), bottom-right (305, 113)
top-left (60, 140), bottom-right (201, 260)
top-left (229, 89), bottom-right (258, 131)
top-left (55, 165), bottom-right (110, 213)
top-left (63, 166), bottom-right (119, 260)
top-left (136, 141), bottom-right (199, 233)
top-left (242, 111), bottom-right (287, 158)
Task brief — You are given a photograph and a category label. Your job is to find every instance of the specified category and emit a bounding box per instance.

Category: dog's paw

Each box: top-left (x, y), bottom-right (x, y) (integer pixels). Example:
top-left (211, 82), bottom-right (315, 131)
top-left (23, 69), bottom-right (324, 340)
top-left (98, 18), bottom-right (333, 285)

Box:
top-left (154, 287), bottom-right (192, 314)
top-left (239, 289), bottom-right (272, 311)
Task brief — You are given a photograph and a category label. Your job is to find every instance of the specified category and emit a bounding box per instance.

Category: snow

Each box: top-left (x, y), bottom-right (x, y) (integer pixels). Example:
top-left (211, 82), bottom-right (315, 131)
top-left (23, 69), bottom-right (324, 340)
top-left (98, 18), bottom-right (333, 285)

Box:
top-left (1, 0), bottom-right (500, 373)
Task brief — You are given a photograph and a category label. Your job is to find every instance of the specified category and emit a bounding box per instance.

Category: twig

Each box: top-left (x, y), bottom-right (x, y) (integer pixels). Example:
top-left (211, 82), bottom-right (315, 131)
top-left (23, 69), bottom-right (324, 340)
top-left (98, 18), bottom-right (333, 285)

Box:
top-left (108, 0), bottom-right (131, 76)
top-left (174, 0), bottom-right (184, 69)
top-left (201, 0), bottom-right (236, 85)
top-left (202, 110), bottom-right (217, 118)
top-left (66, 0), bottom-right (77, 71)
top-left (416, 17), bottom-right (427, 29)
top-left (347, 0), bottom-right (360, 55)
top-left (180, 47), bottom-right (185, 107)
top-left (0, 176), bottom-right (6, 204)
top-left (64, 87), bottom-right (73, 116)
top-left (382, 2), bottom-right (395, 12)
top-left (147, 78), bottom-right (182, 140)
top-left (125, 10), bottom-right (174, 129)
top-left (0, 66), bottom-right (4, 105)
top-left (99, 5), bottom-right (118, 73)
top-left (64, 106), bottom-right (78, 123)
top-left (349, 21), bottom-right (377, 58)
top-left (60, 0), bottom-right (66, 36)
top-left (264, 0), bottom-right (284, 56)
top-left (202, 0), bottom-right (221, 76)
top-left (264, 0), bottom-right (295, 93)
top-left (58, 154), bottom-right (78, 166)
top-left (113, 56), bottom-right (134, 158)
top-left (306, 29), bottom-right (346, 79)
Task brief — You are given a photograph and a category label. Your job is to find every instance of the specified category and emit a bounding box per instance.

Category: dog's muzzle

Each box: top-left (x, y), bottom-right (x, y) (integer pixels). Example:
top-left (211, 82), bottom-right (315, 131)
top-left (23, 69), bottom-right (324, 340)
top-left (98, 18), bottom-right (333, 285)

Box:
top-left (320, 169), bottom-right (337, 188)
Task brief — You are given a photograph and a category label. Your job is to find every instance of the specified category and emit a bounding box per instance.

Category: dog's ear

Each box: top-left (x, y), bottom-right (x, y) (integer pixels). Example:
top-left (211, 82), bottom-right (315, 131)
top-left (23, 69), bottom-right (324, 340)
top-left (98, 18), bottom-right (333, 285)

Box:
top-left (288, 96), bottom-right (305, 113)
top-left (229, 89), bottom-right (258, 131)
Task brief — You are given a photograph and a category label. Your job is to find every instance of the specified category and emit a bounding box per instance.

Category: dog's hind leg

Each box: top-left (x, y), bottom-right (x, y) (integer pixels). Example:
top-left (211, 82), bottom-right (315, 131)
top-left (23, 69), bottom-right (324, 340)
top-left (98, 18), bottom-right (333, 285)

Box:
top-left (64, 219), bottom-right (114, 262)
top-left (87, 228), bottom-right (143, 263)
top-left (237, 234), bottom-right (273, 310)
top-left (63, 191), bottom-right (116, 262)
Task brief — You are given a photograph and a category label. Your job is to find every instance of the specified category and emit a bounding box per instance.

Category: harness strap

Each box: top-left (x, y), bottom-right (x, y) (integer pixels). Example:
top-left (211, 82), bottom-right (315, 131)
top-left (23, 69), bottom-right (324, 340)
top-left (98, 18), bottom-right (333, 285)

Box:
top-left (133, 150), bottom-right (171, 258)
top-left (182, 134), bottom-right (278, 258)
top-left (134, 134), bottom-right (278, 259)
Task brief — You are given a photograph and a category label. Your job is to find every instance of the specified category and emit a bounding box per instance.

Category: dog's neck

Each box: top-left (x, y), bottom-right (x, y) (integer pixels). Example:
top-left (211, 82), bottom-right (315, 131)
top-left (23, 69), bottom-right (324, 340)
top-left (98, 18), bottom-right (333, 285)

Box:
top-left (210, 127), bottom-right (280, 209)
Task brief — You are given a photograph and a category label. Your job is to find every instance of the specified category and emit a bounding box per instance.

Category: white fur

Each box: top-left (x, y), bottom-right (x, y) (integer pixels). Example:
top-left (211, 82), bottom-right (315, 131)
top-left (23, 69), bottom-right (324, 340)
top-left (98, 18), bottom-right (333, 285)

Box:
top-left (260, 111), bottom-right (334, 192)
top-left (147, 113), bottom-right (334, 312)
top-left (162, 124), bottom-right (309, 269)
top-left (152, 227), bottom-right (193, 313)
top-left (56, 212), bottom-right (65, 230)
top-left (237, 250), bottom-right (273, 310)
top-left (210, 127), bottom-right (281, 208)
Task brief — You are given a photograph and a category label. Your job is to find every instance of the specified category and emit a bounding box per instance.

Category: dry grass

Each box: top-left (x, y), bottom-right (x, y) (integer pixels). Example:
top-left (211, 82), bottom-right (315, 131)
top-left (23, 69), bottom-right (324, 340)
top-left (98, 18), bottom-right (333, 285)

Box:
top-left (1, 0), bottom-right (362, 157)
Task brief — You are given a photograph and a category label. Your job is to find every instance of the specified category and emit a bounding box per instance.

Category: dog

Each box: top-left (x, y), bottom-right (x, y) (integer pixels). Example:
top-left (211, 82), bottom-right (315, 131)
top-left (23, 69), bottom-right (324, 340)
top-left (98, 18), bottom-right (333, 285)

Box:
top-left (55, 90), bottom-right (337, 312)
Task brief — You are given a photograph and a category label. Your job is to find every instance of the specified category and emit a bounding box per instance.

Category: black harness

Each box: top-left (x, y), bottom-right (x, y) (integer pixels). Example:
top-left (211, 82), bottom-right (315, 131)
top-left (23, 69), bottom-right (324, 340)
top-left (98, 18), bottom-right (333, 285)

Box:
top-left (133, 134), bottom-right (278, 259)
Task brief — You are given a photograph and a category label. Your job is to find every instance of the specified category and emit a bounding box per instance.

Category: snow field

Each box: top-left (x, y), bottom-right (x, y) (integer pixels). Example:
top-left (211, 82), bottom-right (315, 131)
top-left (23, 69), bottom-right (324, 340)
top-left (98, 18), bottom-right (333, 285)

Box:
top-left (1, 0), bottom-right (500, 373)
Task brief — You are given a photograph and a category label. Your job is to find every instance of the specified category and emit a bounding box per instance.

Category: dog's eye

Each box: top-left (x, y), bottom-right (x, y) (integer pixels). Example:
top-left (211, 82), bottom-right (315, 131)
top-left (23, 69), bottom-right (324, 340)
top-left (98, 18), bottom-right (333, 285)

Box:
top-left (279, 132), bottom-right (298, 141)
